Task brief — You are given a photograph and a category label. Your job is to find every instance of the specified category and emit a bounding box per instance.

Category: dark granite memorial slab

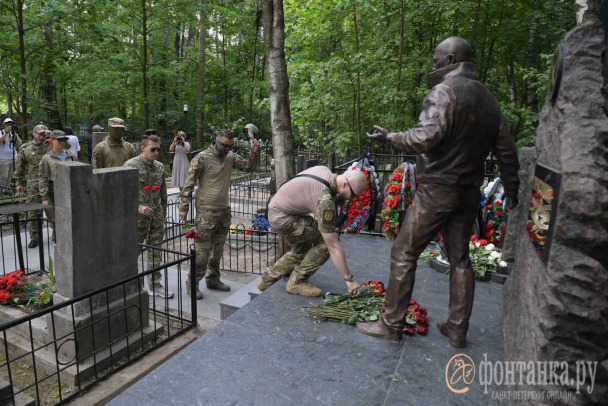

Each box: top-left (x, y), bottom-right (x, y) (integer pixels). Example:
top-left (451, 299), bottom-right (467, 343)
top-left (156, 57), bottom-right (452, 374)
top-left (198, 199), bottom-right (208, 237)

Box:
top-left (109, 234), bottom-right (505, 405)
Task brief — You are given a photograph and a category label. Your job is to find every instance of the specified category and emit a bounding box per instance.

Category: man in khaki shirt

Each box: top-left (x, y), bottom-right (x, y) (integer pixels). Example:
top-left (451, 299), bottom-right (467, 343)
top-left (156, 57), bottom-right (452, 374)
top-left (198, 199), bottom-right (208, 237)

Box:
top-left (258, 166), bottom-right (367, 297)
top-left (91, 117), bottom-right (137, 169)
top-left (178, 129), bottom-right (259, 299)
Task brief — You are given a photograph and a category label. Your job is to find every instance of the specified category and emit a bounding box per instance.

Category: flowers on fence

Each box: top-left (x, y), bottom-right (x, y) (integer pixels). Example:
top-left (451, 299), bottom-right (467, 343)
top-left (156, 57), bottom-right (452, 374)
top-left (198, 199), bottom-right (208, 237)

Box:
top-left (0, 269), bottom-right (56, 308)
top-left (381, 163), bottom-right (417, 240)
top-left (250, 214), bottom-right (270, 234)
top-left (469, 235), bottom-right (507, 280)
top-left (339, 163), bottom-right (379, 233)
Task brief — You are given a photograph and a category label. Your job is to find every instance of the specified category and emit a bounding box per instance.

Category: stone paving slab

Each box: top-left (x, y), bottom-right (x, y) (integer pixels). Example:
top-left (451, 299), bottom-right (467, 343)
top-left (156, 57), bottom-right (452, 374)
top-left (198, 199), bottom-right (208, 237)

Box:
top-left (108, 234), bottom-right (506, 405)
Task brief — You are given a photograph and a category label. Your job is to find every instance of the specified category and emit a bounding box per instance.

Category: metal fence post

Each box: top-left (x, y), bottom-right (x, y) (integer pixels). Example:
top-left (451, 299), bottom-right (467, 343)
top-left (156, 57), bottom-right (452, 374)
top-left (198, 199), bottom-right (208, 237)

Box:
top-left (190, 248), bottom-right (197, 325)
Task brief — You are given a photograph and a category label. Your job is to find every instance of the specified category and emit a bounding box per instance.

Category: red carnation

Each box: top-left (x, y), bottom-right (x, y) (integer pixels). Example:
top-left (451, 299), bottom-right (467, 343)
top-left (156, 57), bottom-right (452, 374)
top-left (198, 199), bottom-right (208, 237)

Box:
top-left (417, 325), bottom-right (428, 335)
top-left (495, 200), bottom-right (501, 206)
top-left (388, 184), bottom-right (399, 195)
top-left (381, 305), bottom-right (386, 312)
top-left (143, 185), bottom-right (151, 193)
top-left (406, 181), bottom-right (411, 188)
top-left (153, 185), bottom-right (161, 192)
top-left (409, 299), bottom-right (417, 305)
top-left (392, 172), bottom-right (403, 182)
top-left (487, 204), bottom-right (492, 210)
top-left (404, 326), bottom-right (415, 336)
top-left (495, 211), bottom-right (502, 216)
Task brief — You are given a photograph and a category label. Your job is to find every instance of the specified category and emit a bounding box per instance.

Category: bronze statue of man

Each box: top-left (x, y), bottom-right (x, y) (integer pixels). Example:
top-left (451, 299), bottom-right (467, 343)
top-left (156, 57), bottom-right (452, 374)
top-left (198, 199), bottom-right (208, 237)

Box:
top-left (356, 37), bottom-right (520, 348)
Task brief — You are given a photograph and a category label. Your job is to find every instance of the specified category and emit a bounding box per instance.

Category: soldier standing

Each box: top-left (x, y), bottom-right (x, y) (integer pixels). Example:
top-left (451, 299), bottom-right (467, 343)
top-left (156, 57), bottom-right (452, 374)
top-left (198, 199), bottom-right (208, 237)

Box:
top-left (91, 117), bottom-right (137, 169)
top-left (13, 124), bottom-right (50, 248)
top-left (39, 131), bottom-right (77, 243)
top-left (125, 133), bottom-right (173, 299)
top-left (178, 129), bottom-right (259, 300)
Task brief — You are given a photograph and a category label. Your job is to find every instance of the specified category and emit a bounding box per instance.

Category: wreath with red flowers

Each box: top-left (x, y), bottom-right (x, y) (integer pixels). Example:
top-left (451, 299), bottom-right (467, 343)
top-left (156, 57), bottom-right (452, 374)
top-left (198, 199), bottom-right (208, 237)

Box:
top-left (338, 162), bottom-right (379, 233)
top-left (380, 163), bottom-right (417, 240)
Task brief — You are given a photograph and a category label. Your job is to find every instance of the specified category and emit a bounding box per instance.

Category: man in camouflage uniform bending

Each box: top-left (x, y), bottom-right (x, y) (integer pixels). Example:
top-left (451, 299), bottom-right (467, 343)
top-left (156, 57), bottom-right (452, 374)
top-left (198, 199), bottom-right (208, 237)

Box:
top-left (91, 117), bottom-right (137, 169)
top-left (178, 129), bottom-right (259, 300)
top-left (13, 124), bottom-right (50, 248)
top-left (125, 133), bottom-right (172, 299)
top-left (257, 166), bottom-right (367, 297)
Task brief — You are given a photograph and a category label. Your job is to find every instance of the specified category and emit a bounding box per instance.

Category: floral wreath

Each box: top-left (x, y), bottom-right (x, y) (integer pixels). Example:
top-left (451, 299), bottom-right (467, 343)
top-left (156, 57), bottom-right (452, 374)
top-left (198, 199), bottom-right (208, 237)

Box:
top-left (338, 160), bottom-right (380, 233)
top-left (480, 178), bottom-right (506, 246)
top-left (526, 188), bottom-right (553, 255)
top-left (380, 163), bottom-right (417, 240)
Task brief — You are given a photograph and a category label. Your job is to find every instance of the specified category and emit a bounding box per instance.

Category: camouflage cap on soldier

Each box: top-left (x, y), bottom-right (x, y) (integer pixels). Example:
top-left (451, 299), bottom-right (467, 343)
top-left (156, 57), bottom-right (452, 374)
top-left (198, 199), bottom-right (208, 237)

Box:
top-left (33, 124), bottom-right (48, 134)
top-left (108, 117), bottom-right (126, 129)
top-left (48, 130), bottom-right (68, 140)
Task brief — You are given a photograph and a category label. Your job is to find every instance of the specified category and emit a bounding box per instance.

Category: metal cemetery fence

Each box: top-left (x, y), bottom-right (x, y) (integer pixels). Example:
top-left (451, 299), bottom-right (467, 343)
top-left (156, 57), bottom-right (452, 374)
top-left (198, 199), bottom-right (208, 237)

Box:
top-left (0, 246), bottom-right (196, 406)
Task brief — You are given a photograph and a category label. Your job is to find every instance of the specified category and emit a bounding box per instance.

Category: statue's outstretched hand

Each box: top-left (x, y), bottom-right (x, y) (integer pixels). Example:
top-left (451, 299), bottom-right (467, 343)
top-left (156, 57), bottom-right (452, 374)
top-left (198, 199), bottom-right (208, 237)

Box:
top-left (366, 125), bottom-right (389, 142)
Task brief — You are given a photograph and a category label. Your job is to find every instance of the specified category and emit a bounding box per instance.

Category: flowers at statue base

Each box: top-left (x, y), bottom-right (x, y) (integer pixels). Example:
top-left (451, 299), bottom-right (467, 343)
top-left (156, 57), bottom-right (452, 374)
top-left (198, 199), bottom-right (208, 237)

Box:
top-left (381, 163), bottom-right (417, 240)
top-left (303, 280), bottom-right (430, 337)
top-left (250, 214), bottom-right (270, 235)
top-left (0, 269), bottom-right (56, 308)
top-left (469, 235), bottom-right (507, 280)
top-left (302, 280), bottom-right (387, 325)
top-left (339, 165), bottom-right (379, 233)
top-left (402, 299), bottom-right (429, 336)
top-left (183, 221), bottom-right (199, 239)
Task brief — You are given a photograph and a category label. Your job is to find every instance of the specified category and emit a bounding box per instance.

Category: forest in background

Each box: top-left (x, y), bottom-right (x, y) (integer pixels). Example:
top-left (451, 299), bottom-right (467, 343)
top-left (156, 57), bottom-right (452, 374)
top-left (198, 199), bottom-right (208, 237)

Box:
top-left (0, 0), bottom-right (575, 154)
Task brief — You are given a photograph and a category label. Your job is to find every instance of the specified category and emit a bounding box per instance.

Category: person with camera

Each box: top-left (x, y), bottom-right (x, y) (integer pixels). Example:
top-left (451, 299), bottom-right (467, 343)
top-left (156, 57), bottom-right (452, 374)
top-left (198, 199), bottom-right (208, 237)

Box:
top-left (13, 124), bottom-right (50, 248)
top-left (169, 130), bottom-right (191, 191)
top-left (0, 118), bottom-right (23, 188)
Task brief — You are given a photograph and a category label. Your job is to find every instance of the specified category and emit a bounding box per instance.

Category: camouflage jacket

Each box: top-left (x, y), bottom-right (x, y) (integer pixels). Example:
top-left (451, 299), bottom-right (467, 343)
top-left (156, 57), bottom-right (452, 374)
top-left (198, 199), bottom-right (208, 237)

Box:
top-left (178, 145), bottom-right (258, 213)
top-left (91, 136), bottom-right (137, 169)
top-left (13, 141), bottom-right (49, 190)
top-left (38, 150), bottom-right (77, 201)
top-left (125, 155), bottom-right (168, 222)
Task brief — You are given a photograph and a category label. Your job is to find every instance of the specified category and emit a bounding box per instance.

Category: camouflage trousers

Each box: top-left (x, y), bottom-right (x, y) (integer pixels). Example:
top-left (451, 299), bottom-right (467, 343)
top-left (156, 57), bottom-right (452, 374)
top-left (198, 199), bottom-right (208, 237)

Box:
top-left (138, 215), bottom-right (165, 287)
top-left (261, 215), bottom-right (329, 284)
top-left (43, 185), bottom-right (56, 241)
top-left (190, 207), bottom-right (231, 284)
top-left (25, 184), bottom-right (42, 242)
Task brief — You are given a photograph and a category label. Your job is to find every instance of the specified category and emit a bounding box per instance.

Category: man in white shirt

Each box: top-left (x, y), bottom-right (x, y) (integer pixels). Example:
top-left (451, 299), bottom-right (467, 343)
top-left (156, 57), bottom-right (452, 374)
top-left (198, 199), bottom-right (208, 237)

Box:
top-left (63, 126), bottom-right (81, 160)
top-left (0, 117), bottom-right (22, 188)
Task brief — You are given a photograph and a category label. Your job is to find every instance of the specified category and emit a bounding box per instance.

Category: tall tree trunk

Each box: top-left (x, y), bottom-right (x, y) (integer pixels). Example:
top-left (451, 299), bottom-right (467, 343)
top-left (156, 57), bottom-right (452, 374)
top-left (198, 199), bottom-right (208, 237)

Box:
top-left (16, 0), bottom-right (27, 134)
top-left (196, 0), bottom-right (207, 149)
top-left (222, 19), bottom-right (228, 121)
top-left (142, 0), bottom-right (150, 128)
top-left (40, 13), bottom-right (62, 129)
top-left (263, 0), bottom-right (294, 187)
top-left (525, 0), bottom-right (539, 112)
top-left (353, 5), bottom-right (361, 154)
top-left (394, 0), bottom-right (405, 113)
top-left (249, 2), bottom-right (262, 122)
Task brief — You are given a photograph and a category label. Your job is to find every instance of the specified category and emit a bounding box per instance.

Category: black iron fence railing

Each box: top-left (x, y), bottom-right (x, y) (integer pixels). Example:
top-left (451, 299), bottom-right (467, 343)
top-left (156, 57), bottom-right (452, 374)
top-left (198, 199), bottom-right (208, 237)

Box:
top-left (0, 216), bottom-right (54, 276)
top-left (0, 245), bottom-right (195, 406)
top-left (220, 226), bottom-right (278, 274)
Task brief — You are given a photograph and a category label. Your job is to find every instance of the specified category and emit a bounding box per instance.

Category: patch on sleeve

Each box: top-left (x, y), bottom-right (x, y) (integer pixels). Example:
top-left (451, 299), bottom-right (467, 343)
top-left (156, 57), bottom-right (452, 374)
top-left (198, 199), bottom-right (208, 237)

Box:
top-left (322, 209), bottom-right (334, 225)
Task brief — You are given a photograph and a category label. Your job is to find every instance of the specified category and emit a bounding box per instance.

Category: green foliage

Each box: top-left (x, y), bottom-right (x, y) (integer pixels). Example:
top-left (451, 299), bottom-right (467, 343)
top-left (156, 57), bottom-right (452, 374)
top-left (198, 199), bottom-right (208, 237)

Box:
top-left (0, 0), bottom-right (575, 151)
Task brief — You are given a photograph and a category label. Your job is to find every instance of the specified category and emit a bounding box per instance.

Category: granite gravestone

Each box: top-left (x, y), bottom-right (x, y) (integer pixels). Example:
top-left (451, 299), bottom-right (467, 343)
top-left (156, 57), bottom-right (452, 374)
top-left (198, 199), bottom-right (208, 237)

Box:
top-left (501, 22), bottom-right (608, 405)
top-left (48, 162), bottom-right (160, 380)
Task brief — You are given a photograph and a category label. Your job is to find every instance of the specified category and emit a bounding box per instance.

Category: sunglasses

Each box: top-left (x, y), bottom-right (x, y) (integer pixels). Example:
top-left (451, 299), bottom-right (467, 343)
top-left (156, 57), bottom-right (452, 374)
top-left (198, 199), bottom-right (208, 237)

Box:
top-left (346, 180), bottom-right (359, 198)
top-left (149, 147), bottom-right (161, 153)
top-left (217, 140), bottom-right (234, 150)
